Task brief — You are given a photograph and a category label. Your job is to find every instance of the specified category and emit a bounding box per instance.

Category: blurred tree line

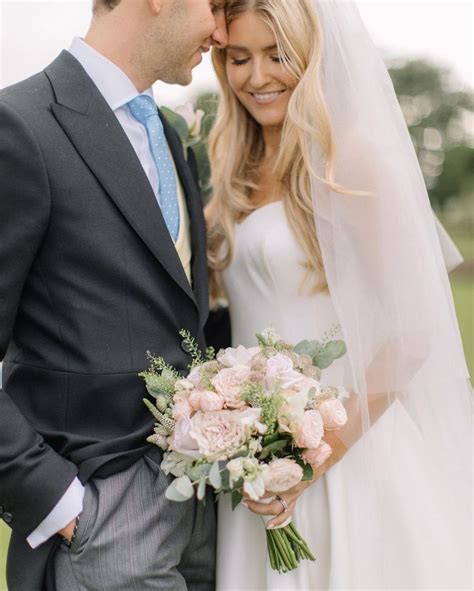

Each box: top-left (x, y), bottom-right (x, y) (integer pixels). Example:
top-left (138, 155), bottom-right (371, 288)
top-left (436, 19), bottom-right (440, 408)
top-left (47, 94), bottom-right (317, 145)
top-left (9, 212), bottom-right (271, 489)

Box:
top-left (189, 59), bottom-right (474, 212)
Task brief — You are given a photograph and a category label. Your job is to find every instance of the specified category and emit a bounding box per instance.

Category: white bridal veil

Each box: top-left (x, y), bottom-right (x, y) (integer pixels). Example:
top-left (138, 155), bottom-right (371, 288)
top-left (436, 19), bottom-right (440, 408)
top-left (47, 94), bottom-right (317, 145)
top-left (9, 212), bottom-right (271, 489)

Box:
top-left (308, 0), bottom-right (472, 585)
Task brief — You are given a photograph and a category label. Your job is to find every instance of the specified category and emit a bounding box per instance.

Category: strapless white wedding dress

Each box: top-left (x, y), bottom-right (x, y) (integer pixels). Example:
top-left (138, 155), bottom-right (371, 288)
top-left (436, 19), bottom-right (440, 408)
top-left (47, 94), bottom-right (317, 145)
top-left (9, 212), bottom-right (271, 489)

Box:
top-left (216, 201), bottom-right (469, 591)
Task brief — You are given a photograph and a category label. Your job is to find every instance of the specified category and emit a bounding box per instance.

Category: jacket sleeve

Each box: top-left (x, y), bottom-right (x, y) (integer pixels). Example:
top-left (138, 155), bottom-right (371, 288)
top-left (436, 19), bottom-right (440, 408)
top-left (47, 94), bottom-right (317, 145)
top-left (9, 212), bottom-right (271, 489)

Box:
top-left (0, 100), bottom-right (78, 539)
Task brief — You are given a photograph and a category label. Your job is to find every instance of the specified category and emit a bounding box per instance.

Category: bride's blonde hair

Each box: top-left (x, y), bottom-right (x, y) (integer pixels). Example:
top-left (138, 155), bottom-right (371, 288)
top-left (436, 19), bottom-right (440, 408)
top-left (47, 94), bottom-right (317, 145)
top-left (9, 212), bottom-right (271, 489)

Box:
top-left (207, 0), bottom-right (346, 302)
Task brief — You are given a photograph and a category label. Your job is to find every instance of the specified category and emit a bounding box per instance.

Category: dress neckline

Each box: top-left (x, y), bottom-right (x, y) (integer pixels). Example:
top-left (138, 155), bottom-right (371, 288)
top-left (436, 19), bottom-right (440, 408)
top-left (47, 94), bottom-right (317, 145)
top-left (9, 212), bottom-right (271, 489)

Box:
top-left (237, 200), bottom-right (283, 227)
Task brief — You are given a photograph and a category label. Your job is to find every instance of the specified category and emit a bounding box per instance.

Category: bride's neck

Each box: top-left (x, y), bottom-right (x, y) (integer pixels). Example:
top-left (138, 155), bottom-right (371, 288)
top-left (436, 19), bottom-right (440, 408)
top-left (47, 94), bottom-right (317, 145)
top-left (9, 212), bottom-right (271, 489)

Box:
top-left (262, 125), bottom-right (282, 160)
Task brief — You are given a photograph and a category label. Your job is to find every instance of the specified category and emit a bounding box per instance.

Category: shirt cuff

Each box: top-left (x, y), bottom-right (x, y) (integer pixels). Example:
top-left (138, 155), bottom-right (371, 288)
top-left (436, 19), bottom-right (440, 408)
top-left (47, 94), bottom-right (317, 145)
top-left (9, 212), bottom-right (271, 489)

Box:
top-left (26, 477), bottom-right (85, 549)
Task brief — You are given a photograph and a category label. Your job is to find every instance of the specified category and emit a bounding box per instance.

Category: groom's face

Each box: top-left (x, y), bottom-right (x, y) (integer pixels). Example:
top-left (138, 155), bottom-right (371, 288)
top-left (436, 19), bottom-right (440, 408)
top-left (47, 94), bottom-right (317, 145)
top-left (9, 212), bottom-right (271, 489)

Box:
top-left (156, 0), bottom-right (227, 85)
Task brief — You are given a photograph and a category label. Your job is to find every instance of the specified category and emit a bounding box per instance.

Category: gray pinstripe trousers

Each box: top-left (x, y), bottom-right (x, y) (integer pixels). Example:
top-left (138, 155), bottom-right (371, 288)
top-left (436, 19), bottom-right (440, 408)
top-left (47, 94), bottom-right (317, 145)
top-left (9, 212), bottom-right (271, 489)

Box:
top-left (54, 449), bottom-right (216, 590)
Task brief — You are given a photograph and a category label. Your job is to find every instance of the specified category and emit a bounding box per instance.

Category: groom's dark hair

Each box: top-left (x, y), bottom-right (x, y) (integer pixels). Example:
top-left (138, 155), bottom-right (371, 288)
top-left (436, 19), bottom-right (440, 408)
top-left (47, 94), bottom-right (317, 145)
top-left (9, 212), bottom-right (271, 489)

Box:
top-left (93, 0), bottom-right (122, 14)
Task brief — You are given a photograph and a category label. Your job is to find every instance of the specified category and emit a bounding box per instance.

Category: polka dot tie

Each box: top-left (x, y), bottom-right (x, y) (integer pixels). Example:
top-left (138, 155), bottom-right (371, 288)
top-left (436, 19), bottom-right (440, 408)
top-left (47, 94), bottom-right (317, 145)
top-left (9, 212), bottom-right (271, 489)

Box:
top-left (128, 95), bottom-right (180, 241)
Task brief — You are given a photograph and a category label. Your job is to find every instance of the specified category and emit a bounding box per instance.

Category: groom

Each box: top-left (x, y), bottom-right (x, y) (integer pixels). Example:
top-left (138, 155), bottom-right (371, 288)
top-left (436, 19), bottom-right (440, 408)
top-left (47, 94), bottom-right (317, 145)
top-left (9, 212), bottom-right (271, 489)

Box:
top-left (0, 0), bottom-right (227, 589)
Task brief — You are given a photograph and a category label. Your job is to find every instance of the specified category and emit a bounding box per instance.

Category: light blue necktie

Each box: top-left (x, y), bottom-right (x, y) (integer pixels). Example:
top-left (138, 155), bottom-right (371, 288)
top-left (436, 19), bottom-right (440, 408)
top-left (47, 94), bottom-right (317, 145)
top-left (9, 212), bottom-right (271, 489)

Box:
top-left (128, 95), bottom-right (180, 241)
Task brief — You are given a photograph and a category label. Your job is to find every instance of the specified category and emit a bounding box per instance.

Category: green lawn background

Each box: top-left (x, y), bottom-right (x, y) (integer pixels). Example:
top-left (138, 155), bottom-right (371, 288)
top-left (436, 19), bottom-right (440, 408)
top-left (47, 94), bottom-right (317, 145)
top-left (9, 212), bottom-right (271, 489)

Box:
top-left (0, 232), bottom-right (472, 591)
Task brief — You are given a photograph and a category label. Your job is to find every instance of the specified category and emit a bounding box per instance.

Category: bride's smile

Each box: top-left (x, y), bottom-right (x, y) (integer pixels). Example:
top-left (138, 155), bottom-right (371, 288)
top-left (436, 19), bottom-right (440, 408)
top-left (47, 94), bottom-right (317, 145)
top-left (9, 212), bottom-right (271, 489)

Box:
top-left (225, 11), bottom-right (297, 129)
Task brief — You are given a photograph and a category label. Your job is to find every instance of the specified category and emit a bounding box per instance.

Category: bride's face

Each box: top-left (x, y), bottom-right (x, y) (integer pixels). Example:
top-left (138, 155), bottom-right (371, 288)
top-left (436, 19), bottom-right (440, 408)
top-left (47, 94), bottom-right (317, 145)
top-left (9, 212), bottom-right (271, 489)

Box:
top-left (225, 11), bottom-right (297, 130)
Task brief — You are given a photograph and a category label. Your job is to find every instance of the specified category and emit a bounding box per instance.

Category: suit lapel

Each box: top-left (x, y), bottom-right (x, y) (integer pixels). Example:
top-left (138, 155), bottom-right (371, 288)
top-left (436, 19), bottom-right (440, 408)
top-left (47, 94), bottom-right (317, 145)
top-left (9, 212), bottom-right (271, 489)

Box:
top-left (45, 51), bottom-right (197, 308)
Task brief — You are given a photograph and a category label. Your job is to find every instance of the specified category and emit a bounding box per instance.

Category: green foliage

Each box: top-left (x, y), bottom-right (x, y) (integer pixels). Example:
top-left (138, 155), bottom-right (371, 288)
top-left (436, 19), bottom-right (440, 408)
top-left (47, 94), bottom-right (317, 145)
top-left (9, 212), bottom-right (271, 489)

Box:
top-left (231, 489), bottom-right (243, 510)
top-left (293, 339), bottom-right (347, 370)
top-left (302, 462), bottom-right (314, 482)
top-left (190, 92), bottom-right (219, 202)
top-left (259, 438), bottom-right (289, 460)
top-left (388, 59), bottom-right (473, 209)
top-left (241, 382), bottom-right (281, 434)
top-left (160, 106), bottom-right (189, 143)
top-left (179, 328), bottom-right (205, 367)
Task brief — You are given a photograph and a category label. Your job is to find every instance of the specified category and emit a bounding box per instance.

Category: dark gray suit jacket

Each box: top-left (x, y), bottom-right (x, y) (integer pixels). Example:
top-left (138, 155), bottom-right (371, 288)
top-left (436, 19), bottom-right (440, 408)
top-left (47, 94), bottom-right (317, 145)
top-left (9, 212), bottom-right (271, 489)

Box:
top-left (0, 51), bottom-right (210, 590)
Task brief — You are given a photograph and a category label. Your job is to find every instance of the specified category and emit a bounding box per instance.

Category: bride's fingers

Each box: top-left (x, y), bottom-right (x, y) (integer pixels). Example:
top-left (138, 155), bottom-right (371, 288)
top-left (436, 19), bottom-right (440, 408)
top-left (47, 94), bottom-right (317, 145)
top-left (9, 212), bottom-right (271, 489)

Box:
top-left (266, 500), bottom-right (297, 529)
top-left (244, 498), bottom-right (285, 516)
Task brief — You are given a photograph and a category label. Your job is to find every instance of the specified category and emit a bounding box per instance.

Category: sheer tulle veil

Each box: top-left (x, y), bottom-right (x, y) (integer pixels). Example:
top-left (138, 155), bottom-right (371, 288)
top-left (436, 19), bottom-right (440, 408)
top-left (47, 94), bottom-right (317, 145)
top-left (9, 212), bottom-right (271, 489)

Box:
top-left (307, 0), bottom-right (472, 584)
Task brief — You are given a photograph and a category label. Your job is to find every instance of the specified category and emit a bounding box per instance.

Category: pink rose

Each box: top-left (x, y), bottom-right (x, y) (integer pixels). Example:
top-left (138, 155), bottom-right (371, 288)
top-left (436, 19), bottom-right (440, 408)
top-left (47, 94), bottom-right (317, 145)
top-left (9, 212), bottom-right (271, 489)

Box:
top-left (211, 365), bottom-right (251, 408)
top-left (188, 390), bottom-right (224, 412)
top-left (319, 399), bottom-right (348, 430)
top-left (187, 366), bottom-right (202, 386)
top-left (189, 410), bottom-right (248, 461)
top-left (302, 442), bottom-right (333, 469)
top-left (263, 459), bottom-right (304, 493)
top-left (294, 410), bottom-right (324, 449)
top-left (172, 397), bottom-right (192, 421)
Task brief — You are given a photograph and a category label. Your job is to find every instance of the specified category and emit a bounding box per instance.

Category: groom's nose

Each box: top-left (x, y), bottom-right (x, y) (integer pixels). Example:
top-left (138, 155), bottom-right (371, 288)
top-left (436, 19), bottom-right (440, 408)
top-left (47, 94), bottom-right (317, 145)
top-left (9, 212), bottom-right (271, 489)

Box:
top-left (211, 8), bottom-right (228, 48)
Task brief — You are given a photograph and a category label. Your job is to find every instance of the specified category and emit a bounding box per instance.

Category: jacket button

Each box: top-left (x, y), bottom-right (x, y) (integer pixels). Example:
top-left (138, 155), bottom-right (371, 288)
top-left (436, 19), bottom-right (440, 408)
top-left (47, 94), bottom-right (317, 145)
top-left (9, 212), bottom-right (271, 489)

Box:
top-left (2, 512), bottom-right (12, 524)
top-left (180, 339), bottom-right (192, 354)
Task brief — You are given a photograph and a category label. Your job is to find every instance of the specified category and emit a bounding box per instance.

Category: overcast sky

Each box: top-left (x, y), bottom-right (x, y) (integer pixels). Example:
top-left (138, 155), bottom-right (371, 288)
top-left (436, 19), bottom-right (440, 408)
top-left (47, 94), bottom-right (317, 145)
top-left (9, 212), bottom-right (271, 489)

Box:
top-left (0, 0), bottom-right (472, 106)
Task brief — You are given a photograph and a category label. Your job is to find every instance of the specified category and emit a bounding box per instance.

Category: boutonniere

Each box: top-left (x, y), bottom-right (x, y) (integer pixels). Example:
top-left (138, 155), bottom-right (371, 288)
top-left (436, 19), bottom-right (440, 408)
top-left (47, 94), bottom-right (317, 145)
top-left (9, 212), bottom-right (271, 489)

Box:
top-left (161, 102), bottom-right (205, 150)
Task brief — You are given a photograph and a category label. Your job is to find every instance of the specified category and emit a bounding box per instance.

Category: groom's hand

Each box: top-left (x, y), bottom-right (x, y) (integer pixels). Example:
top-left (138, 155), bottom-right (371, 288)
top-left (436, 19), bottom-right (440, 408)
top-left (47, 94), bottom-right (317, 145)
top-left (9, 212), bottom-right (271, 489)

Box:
top-left (58, 517), bottom-right (78, 542)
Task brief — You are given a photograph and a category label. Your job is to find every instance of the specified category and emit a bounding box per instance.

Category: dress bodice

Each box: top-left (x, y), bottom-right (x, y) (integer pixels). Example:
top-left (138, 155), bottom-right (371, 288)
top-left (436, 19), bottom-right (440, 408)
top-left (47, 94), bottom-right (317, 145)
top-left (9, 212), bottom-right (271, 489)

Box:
top-left (222, 201), bottom-right (346, 384)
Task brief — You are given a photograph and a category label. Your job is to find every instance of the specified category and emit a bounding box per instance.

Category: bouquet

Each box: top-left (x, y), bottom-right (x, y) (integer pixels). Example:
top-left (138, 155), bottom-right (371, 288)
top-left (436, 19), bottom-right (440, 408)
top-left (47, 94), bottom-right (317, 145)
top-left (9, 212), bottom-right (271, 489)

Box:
top-left (140, 328), bottom-right (348, 573)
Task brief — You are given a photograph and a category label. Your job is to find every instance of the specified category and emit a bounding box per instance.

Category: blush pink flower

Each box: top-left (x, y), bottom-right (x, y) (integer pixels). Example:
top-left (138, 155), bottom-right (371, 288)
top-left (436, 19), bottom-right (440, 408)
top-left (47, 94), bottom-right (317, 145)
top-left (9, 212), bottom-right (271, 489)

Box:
top-left (302, 442), bottom-right (333, 469)
top-left (262, 459), bottom-right (304, 493)
top-left (218, 345), bottom-right (260, 368)
top-left (294, 410), bottom-right (324, 449)
top-left (319, 399), bottom-right (348, 430)
top-left (189, 410), bottom-right (249, 461)
top-left (172, 397), bottom-right (192, 421)
top-left (211, 365), bottom-right (251, 408)
top-left (188, 390), bottom-right (224, 412)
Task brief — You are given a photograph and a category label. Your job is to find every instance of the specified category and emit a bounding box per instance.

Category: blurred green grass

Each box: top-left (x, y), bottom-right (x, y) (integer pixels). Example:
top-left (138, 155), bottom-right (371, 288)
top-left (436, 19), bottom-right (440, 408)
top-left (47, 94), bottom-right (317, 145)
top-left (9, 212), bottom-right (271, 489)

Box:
top-left (0, 232), bottom-right (472, 591)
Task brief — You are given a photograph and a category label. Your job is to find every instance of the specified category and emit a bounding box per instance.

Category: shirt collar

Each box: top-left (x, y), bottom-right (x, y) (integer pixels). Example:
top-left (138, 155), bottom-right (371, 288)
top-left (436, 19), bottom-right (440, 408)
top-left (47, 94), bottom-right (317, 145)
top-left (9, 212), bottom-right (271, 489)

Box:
top-left (67, 37), bottom-right (154, 111)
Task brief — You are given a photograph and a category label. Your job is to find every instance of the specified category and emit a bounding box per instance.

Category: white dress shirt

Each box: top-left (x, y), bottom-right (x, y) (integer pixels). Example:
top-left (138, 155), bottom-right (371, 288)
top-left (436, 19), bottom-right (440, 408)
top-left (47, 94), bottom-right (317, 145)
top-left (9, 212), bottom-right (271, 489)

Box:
top-left (28, 37), bottom-right (174, 548)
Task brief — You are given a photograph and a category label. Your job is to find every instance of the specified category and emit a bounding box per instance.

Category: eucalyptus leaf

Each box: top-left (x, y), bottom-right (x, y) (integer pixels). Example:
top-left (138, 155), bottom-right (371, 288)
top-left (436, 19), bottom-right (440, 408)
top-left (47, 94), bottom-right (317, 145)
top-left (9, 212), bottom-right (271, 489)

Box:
top-left (231, 490), bottom-right (243, 510)
top-left (209, 461), bottom-right (222, 489)
top-left (313, 340), bottom-right (347, 369)
top-left (160, 107), bottom-right (189, 143)
top-left (302, 462), bottom-right (314, 482)
top-left (197, 477), bottom-right (207, 501)
top-left (325, 340), bottom-right (347, 360)
top-left (165, 475), bottom-right (194, 502)
top-left (260, 439), bottom-right (288, 460)
top-left (293, 339), bottom-right (323, 358)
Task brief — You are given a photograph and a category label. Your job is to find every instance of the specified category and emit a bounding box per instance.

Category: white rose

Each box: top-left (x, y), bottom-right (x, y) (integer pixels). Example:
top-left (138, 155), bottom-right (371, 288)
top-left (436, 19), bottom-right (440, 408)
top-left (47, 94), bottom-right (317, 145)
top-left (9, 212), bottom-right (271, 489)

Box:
top-left (278, 390), bottom-right (308, 434)
top-left (243, 472), bottom-right (266, 501)
top-left (226, 457), bottom-right (245, 485)
top-left (238, 407), bottom-right (267, 435)
top-left (218, 345), bottom-right (260, 368)
top-left (175, 102), bottom-right (205, 137)
top-left (171, 415), bottom-right (203, 459)
top-left (265, 353), bottom-right (306, 391)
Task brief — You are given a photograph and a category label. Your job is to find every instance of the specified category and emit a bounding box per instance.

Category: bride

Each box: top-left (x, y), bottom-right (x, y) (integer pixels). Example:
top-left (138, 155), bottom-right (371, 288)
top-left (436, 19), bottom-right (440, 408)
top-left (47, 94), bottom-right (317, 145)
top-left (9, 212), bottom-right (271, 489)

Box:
top-left (205, 0), bottom-right (472, 589)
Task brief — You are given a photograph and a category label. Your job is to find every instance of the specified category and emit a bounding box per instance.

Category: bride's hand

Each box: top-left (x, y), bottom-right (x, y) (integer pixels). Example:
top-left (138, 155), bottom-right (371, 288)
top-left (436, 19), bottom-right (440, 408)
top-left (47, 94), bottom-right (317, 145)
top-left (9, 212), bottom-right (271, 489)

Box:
top-left (244, 480), bottom-right (312, 529)
top-left (245, 432), bottom-right (349, 528)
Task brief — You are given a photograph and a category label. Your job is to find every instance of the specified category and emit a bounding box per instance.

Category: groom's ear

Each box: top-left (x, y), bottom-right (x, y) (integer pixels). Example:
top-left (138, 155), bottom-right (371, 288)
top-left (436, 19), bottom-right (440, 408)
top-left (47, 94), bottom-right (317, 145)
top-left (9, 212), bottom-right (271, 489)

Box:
top-left (147, 0), bottom-right (164, 15)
